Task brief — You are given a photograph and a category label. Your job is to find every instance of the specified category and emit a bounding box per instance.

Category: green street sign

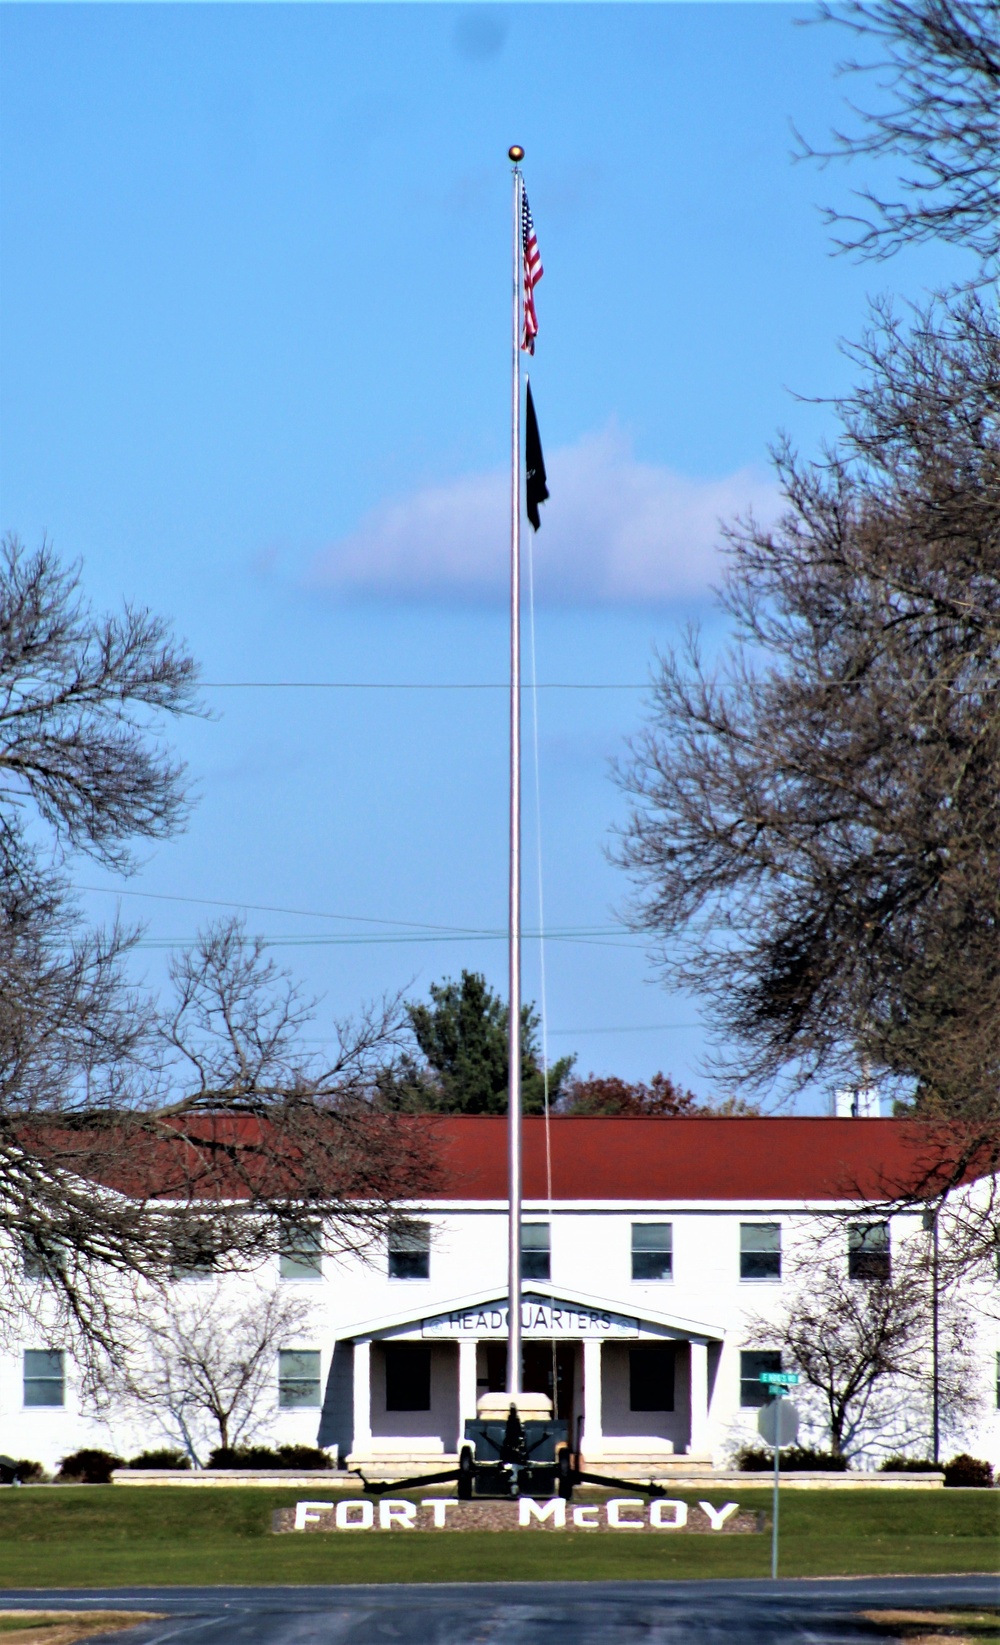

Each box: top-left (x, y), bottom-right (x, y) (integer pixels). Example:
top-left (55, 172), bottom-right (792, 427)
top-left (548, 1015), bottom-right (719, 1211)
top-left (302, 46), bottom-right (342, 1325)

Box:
top-left (759, 1371), bottom-right (800, 1385)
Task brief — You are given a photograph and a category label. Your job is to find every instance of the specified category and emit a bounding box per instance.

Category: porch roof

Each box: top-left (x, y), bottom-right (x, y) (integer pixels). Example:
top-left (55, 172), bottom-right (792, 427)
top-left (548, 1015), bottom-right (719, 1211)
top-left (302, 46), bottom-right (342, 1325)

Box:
top-left (343, 1281), bottom-right (727, 1344)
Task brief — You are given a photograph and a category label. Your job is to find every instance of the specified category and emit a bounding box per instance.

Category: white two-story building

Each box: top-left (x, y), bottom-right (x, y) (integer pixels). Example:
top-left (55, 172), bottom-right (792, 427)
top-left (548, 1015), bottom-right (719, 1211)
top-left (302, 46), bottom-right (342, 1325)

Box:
top-left (3, 1115), bottom-right (997, 1474)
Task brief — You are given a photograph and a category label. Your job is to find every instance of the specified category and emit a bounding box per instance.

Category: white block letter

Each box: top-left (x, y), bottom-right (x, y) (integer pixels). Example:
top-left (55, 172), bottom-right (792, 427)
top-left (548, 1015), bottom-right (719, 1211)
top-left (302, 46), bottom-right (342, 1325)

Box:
top-left (572, 1504), bottom-right (600, 1528)
top-left (336, 1498), bottom-right (375, 1529)
top-left (607, 1497), bottom-right (645, 1529)
top-left (519, 1497), bottom-right (566, 1528)
top-left (293, 1500), bottom-right (333, 1530)
top-left (426, 1497), bottom-right (459, 1528)
top-left (650, 1499), bottom-right (688, 1530)
top-left (379, 1498), bottom-right (417, 1530)
top-left (699, 1500), bottom-right (739, 1531)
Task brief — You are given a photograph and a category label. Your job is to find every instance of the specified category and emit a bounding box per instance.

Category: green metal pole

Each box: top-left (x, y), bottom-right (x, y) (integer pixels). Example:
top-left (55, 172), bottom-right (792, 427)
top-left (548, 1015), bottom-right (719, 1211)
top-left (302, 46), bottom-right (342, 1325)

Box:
top-left (771, 1400), bottom-right (780, 1580)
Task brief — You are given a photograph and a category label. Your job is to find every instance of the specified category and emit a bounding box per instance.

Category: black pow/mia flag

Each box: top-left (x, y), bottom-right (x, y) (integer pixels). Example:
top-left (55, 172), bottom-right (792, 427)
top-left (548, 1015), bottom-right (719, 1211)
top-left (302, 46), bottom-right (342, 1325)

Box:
top-left (525, 379), bottom-right (549, 531)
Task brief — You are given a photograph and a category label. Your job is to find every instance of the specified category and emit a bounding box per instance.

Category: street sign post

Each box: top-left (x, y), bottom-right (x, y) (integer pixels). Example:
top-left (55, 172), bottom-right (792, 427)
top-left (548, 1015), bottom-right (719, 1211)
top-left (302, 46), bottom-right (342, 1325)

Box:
top-left (757, 1383), bottom-right (800, 1580)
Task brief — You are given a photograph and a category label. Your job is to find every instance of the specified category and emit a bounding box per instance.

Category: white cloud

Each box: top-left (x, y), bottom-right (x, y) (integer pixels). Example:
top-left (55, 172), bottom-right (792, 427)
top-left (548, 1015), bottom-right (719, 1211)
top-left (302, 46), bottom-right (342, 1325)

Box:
top-left (308, 429), bottom-right (779, 606)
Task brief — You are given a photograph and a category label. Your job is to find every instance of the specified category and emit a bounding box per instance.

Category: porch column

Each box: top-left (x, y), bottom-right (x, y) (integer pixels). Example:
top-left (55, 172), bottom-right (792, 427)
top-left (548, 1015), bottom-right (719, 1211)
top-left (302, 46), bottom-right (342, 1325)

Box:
top-left (580, 1338), bottom-right (603, 1459)
top-left (458, 1338), bottom-right (478, 1439)
top-left (352, 1338), bottom-right (372, 1454)
top-left (688, 1338), bottom-right (709, 1456)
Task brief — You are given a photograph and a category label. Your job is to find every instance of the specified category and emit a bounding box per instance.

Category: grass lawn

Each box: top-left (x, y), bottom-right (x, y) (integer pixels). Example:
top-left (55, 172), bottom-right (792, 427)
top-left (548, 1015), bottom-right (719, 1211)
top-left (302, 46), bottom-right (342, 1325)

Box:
top-left (0, 1486), bottom-right (995, 1587)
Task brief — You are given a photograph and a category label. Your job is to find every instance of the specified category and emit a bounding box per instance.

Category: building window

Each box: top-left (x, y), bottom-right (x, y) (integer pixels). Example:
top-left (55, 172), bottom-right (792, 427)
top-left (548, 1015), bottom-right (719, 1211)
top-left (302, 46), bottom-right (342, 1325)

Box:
top-left (387, 1221), bottom-right (430, 1280)
top-left (384, 1345), bottom-right (432, 1411)
top-left (629, 1344), bottom-right (675, 1411)
top-left (169, 1225), bottom-right (216, 1281)
top-left (278, 1350), bottom-right (321, 1408)
top-left (740, 1349), bottom-right (781, 1408)
top-left (22, 1236), bottom-right (65, 1281)
top-left (849, 1222), bottom-right (891, 1282)
top-left (279, 1222), bottom-right (323, 1280)
top-left (24, 1349), bottom-right (65, 1408)
top-left (740, 1223), bottom-right (781, 1281)
top-left (171, 1256), bottom-right (215, 1281)
top-left (521, 1223), bottom-right (550, 1281)
top-left (631, 1223), bottom-right (672, 1282)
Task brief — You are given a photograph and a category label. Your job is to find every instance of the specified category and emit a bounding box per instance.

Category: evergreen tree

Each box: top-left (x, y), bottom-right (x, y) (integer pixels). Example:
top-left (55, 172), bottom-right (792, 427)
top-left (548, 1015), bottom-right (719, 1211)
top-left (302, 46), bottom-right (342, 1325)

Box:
top-left (381, 970), bottom-right (574, 1114)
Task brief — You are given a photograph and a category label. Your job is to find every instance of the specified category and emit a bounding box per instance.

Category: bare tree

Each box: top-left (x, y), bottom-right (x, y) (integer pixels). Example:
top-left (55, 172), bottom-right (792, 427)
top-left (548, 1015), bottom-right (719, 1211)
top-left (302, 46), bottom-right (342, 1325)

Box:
top-left (616, 293), bottom-right (1000, 1151)
top-left (96, 1284), bottom-right (318, 1465)
top-left (744, 1228), bottom-right (978, 1458)
top-left (0, 535), bottom-right (201, 1353)
top-left (0, 540), bottom-right (434, 1362)
top-left (0, 535), bottom-right (200, 879)
top-left (799, 0), bottom-right (1000, 269)
top-left (149, 917), bottom-right (439, 1267)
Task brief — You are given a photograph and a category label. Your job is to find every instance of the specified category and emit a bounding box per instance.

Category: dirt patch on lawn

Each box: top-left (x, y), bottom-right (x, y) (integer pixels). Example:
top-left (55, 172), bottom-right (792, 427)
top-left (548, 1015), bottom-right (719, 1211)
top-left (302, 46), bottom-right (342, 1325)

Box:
top-left (0, 1612), bottom-right (162, 1645)
top-left (859, 1610), bottom-right (1000, 1642)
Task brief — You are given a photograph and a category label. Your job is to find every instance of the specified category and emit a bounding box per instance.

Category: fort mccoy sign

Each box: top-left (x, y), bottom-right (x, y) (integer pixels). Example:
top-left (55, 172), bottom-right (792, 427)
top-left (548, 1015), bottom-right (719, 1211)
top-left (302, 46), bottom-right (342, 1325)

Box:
top-left (278, 1498), bottom-right (760, 1535)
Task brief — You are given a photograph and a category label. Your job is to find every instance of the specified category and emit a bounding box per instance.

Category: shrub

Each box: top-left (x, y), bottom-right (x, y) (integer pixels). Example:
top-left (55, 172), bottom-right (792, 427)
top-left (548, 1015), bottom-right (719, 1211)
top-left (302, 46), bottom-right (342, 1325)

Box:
top-left (879, 1455), bottom-right (940, 1473)
top-left (128, 1449), bottom-right (191, 1471)
top-left (0, 1458), bottom-right (45, 1484)
top-left (14, 1459), bottom-right (46, 1483)
top-left (734, 1444), bottom-right (849, 1472)
top-left (56, 1448), bottom-right (125, 1484)
top-left (207, 1444), bottom-right (333, 1470)
top-left (943, 1454), bottom-right (994, 1488)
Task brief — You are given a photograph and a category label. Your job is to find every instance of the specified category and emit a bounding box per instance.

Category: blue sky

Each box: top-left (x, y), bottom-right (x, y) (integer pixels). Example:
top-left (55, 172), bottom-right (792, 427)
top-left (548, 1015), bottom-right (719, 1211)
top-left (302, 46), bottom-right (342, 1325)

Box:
top-left (0, 4), bottom-right (968, 1106)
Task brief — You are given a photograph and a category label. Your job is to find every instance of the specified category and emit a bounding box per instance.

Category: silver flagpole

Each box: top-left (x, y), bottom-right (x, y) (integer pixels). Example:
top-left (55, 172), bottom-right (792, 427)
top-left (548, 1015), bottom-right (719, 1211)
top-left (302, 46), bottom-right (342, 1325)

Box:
top-left (506, 145), bottom-right (524, 1401)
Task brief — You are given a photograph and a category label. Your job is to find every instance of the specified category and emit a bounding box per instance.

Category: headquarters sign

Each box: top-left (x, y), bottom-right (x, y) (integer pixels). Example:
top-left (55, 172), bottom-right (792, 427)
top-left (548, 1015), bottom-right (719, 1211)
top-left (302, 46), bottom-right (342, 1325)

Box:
top-left (421, 1295), bottom-right (639, 1339)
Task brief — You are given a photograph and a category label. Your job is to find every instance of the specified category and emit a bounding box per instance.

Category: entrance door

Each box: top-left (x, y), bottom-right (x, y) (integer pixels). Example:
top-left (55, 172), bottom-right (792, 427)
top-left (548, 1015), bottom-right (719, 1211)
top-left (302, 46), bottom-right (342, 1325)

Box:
top-left (479, 1342), bottom-right (577, 1432)
top-left (523, 1341), bottom-right (576, 1431)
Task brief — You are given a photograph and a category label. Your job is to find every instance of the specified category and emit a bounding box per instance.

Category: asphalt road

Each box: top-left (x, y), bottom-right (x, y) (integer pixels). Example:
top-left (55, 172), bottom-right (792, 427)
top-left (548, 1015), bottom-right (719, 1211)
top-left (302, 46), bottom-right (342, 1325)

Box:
top-left (1, 1577), bottom-right (998, 1644)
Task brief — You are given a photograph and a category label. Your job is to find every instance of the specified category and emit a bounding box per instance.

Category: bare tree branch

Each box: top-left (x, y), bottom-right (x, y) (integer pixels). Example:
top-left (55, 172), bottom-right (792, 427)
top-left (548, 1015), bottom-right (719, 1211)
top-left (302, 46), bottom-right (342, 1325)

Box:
top-left (744, 1221), bottom-right (981, 1457)
top-left (615, 293), bottom-right (1000, 1148)
top-left (797, 0), bottom-right (1000, 268)
top-left (91, 1284), bottom-right (318, 1464)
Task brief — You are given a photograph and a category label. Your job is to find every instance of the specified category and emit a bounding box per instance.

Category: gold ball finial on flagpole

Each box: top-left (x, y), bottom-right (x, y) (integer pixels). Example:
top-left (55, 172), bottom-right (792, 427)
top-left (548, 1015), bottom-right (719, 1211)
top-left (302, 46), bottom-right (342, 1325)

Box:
top-left (508, 145), bottom-right (524, 163)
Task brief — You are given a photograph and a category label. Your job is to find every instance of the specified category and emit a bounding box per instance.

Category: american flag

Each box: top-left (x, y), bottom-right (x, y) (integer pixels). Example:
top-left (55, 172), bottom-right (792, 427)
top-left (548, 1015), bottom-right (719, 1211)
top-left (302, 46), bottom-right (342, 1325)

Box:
top-left (521, 187), bottom-right (543, 354)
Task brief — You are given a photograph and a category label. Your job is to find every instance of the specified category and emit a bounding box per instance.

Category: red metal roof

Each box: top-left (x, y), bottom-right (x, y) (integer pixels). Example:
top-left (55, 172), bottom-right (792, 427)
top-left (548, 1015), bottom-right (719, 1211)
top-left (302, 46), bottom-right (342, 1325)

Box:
top-left (426, 1115), bottom-right (970, 1202)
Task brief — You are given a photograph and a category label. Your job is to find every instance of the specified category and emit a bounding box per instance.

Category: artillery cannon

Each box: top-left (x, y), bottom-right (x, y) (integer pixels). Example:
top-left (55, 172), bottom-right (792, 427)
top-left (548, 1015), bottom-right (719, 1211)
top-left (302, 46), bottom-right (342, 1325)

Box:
top-left (355, 1390), bottom-right (668, 1502)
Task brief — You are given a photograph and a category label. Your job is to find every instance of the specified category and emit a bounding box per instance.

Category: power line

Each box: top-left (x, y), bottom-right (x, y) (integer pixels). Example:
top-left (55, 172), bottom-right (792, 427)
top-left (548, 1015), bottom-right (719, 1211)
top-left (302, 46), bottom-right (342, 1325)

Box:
top-left (200, 681), bottom-right (649, 691)
top-left (547, 1023), bottom-right (701, 1036)
top-left (74, 882), bottom-right (532, 936)
top-left (197, 677), bottom-right (982, 695)
top-left (130, 930), bottom-right (646, 952)
top-left (74, 882), bottom-right (625, 940)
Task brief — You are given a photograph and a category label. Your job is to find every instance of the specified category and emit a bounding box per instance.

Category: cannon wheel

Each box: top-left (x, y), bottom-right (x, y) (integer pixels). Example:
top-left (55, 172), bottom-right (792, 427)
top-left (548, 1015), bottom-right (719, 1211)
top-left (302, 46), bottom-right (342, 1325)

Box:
top-left (556, 1446), bottom-right (574, 1500)
top-left (458, 1446), bottom-right (474, 1500)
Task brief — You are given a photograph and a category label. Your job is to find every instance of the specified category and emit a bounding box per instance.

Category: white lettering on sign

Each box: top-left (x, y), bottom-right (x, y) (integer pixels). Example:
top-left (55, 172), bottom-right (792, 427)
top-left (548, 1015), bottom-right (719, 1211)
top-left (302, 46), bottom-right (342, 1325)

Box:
top-left (422, 1297), bottom-right (639, 1339)
top-left (519, 1497), bottom-right (567, 1528)
top-left (292, 1497), bottom-right (743, 1532)
top-left (293, 1500), bottom-right (334, 1530)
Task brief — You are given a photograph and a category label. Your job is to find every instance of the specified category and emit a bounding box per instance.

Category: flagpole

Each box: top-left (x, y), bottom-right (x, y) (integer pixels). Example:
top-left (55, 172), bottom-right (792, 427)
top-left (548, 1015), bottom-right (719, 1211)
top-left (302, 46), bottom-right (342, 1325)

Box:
top-left (506, 145), bottom-right (524, 1401)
